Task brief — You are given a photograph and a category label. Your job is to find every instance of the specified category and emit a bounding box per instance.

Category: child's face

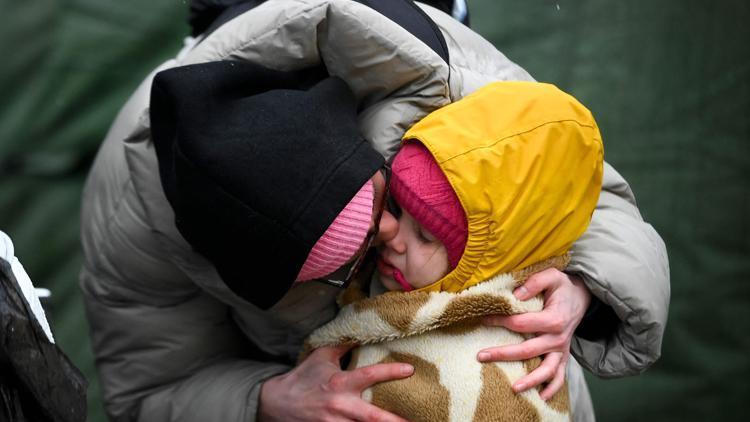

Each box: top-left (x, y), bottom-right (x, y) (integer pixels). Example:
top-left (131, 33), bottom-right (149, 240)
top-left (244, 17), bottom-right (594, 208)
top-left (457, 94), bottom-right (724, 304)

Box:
top-left (376, 208), bottom-right (450, 291)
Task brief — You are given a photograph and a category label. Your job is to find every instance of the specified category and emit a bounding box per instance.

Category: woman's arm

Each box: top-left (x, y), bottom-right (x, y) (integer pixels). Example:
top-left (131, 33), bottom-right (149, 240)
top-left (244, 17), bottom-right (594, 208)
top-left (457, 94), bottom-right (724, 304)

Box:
top-left (477, 162), bottom-right (670, 396)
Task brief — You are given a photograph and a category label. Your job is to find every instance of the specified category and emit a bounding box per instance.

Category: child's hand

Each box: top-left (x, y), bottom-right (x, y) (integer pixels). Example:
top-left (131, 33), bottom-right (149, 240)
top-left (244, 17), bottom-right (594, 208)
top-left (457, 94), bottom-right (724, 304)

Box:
top-left (476, 268), bottom-right (592, 400)
top-left (258, 345), bottom-right (413, 422)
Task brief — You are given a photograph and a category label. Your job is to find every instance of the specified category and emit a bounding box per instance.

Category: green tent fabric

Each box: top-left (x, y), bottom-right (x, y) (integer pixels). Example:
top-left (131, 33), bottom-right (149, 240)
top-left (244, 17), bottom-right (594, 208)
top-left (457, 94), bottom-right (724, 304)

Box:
top-left (0, 1), bottom-right (747, 421)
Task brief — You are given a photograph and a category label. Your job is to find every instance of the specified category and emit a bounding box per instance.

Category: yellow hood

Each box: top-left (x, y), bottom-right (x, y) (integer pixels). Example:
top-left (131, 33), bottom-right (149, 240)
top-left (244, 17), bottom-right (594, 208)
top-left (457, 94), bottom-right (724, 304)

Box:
top-left (403, 81), bottom-right (604, 293)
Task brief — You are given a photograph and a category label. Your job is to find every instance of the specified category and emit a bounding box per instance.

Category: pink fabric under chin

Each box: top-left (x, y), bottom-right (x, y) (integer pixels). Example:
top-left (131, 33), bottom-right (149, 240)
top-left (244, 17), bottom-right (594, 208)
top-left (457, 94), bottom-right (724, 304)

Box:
top-left (295, 179), bottom-right (374, 282)
top-left (393, 269), bottom-right (413, 291)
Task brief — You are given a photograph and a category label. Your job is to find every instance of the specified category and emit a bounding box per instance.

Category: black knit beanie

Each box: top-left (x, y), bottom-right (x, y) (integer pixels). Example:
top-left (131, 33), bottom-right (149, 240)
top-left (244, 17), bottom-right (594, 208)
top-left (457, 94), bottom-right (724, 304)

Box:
top-left (150, 61), bottom-right (384, 309)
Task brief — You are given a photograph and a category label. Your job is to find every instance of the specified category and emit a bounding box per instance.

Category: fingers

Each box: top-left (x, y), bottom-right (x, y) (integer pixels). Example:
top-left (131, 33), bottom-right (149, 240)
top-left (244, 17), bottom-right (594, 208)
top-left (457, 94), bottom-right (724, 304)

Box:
top-left (322, 365), bottom-right (412, 421)
top-left (327, 396), bottom-right (410, 422)
top-left (511, 352), bottom-right (563, 393)
top-left (327, 362), bottom-right (414, 393)
top-left (483, 312), bottom-right (565, 334)
top-left (478, 335), bottom-right (560, 362)
top-left (539, 357), bottom-right (567, 400)
top-left (313, 344), bottom-right (356, 362)
top-left (514, 268), bottom-right (565, 300)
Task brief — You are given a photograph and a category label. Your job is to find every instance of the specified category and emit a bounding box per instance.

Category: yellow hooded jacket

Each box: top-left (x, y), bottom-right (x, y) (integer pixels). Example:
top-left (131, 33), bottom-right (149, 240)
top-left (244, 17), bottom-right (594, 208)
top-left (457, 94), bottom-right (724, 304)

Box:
top-left (403, 81), bottom-right (605, 293)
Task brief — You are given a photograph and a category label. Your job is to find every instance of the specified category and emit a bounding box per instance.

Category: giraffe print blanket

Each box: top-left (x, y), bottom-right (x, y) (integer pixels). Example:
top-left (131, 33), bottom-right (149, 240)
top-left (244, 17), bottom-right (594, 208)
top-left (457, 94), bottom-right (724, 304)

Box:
top-left (304, 257), bottom-right (571, 421)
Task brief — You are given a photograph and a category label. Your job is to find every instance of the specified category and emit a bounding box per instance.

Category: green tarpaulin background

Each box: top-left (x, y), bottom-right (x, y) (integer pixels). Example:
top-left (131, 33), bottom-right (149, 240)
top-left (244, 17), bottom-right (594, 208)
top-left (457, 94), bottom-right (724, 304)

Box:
top-left (1, 1), bottom-right (747, 421)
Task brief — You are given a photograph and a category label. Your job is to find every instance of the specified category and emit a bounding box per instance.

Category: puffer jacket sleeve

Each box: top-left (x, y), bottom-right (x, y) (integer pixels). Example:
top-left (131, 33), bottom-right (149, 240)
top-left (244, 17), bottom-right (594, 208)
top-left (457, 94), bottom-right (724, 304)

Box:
top-left (80, 271), bottom-right (289, 422)
top-left (136, 360), bottom-right (288, 421)
top-left (79, 61), bottom-right (291, 421)
top-left (566, 162), bottom-right (670, 378)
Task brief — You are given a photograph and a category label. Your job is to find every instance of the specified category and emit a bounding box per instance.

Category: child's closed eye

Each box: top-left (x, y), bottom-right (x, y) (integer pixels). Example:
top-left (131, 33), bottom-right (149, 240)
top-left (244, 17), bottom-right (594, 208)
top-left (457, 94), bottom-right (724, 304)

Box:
top-left (415, 223), bottom-right (438, 244)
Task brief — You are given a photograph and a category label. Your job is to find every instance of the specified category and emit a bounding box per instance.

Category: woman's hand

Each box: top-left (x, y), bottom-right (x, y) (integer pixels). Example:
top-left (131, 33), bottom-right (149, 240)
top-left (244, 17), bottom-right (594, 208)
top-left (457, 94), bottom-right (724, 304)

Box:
top-left (258, 345), bottom-right (413, 422)
top-left (477, 268), bottom-right (591, 400)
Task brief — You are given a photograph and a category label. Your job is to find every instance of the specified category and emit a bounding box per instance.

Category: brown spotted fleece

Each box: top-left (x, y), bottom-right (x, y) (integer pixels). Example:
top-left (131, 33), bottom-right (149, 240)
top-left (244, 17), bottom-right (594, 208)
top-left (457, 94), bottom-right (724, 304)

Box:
top-left (305, 257), bottom-right (571, 421)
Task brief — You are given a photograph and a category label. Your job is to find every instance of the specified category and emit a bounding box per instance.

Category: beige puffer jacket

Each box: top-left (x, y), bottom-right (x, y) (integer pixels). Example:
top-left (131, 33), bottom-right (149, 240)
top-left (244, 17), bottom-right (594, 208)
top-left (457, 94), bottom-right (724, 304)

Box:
top-left (79, 1), bottom-right (669, 421)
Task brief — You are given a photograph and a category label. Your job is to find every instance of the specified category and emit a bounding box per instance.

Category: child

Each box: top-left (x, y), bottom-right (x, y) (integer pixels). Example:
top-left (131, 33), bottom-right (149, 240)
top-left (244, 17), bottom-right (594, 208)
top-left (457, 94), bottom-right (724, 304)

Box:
top-left (305, 81), bottom-right (604, 422)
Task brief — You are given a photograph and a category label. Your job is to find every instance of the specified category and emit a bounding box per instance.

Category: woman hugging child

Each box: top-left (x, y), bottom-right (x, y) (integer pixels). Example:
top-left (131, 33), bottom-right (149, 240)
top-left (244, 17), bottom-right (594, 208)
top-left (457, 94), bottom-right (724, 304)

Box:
top-left (306, 81), bottom-right (604, 422)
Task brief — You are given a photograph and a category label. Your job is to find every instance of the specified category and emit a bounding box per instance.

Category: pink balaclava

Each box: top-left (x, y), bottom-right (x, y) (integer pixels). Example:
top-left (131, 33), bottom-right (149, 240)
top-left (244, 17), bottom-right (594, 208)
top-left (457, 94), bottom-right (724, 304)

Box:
top-left (295, 180), bottom-right (374, 282)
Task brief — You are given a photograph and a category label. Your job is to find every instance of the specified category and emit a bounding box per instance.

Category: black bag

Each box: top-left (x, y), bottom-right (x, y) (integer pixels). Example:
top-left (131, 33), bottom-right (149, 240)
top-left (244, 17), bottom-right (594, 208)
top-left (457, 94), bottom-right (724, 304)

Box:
top-left (0, 259), bottom-right (86, 422)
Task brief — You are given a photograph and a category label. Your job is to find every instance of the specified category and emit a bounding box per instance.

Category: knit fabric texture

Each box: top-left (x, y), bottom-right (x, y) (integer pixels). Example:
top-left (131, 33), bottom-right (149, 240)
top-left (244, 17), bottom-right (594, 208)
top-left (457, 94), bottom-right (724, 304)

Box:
top-left (390, 142), bottom-right (467, 269)
top-left (296, 179), bottom-right (374, 281)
